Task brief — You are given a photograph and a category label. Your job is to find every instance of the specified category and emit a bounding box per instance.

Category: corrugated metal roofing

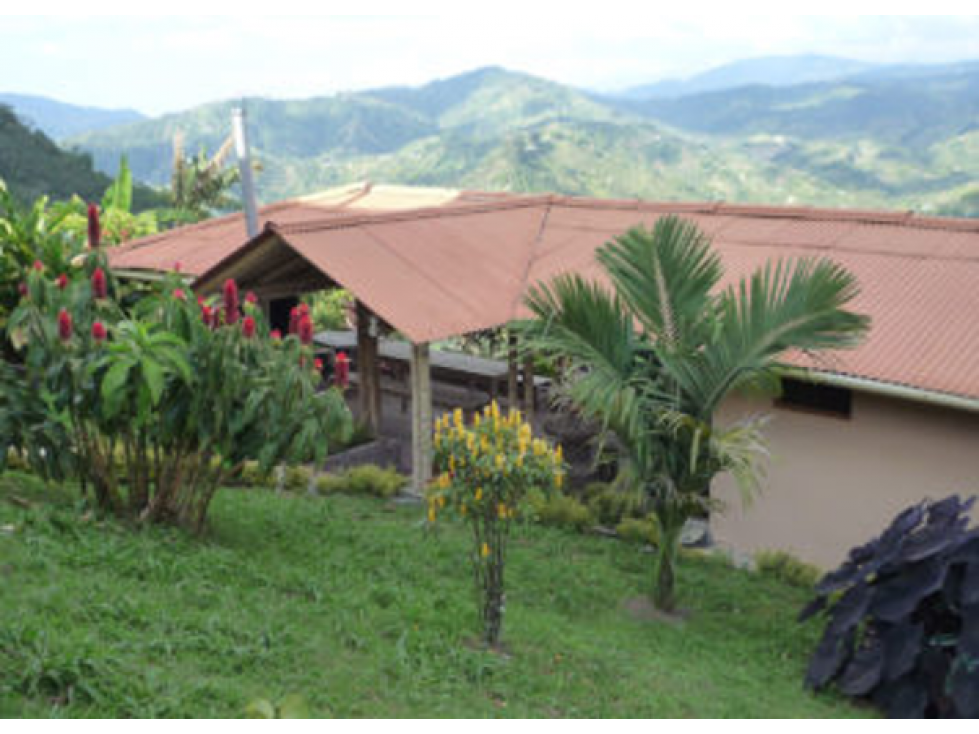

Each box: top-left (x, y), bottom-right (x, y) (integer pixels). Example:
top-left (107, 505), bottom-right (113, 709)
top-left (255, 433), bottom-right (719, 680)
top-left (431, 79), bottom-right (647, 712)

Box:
top-left (112, 190), bottom-right (979, 402)
top-left (109, 182), bottom-right (488, 276)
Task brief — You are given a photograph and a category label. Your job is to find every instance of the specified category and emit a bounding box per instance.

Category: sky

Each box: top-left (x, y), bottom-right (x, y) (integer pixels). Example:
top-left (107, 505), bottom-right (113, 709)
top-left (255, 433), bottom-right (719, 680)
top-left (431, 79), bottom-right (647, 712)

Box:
top-left (2, 10), bottom-right (979, 115)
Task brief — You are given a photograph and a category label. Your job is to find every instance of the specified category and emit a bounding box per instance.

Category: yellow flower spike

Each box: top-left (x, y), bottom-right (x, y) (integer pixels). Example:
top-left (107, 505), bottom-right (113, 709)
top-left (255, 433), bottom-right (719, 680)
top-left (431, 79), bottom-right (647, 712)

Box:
top-left (427, 503), bottom-right (437, 523)
top-left (498, 503), bottom-right (507, 519)
top-left (449, 455), bottom-right (456, 473)
top-left (555, 444), bottom-right (564, 463)
top-left (495, 454), bottom-right (505, 471)
top-left (474, 413), bottom-right (482, 427)
top-left (508, 507), bottom-right (516, 519)
top-left (491, 401), bottom-right (499, 419)
top-left (481, 542), bottom-right (490, 558)
top-left (555, 472), bottom-right (565, 489)
top-left (438, 495), bottom-right (445, 508)
top-left (453, 408), bottom-right (463, 428)
top-left (475, 487), bottom-right (483, 501)
top-left (460, 503), bottom-right (467, 517)
top-left (515, 455), bottom-right (523, 468)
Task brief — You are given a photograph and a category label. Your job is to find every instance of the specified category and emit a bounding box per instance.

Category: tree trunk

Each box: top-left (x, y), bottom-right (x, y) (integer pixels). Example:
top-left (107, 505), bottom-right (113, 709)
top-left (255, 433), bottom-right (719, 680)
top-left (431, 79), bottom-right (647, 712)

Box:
top-left (652, 511), bottom-right (684, 612)
top-left (482, 557), bottom-right (505, 646)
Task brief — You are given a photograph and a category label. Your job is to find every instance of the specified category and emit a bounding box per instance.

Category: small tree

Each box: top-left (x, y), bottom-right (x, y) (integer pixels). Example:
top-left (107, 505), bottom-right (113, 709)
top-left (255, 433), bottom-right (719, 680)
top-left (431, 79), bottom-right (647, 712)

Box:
top-left (518, 216), bottom-right (868, 611)
top-left (429, 401), bottom-right (564, 647)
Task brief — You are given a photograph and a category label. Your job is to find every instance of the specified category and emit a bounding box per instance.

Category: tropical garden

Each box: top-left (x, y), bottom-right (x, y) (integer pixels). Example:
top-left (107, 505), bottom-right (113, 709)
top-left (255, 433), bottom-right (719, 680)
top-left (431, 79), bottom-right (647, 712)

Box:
top-left (1, 170), bottom-right (977, 718)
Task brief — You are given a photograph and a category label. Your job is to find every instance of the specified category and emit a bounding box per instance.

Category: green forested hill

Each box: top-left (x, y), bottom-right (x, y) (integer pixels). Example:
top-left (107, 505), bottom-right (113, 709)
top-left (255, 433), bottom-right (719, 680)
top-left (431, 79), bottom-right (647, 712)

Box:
top-left (0, 105), bottom-right (116, 203)
top-left (68, 64), bottom-right (979, 215)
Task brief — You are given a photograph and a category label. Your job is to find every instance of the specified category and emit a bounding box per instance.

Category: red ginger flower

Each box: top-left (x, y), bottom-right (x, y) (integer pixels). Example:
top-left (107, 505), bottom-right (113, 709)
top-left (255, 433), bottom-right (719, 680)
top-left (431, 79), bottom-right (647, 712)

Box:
top-left (174, 288), bottom-right (186, 301)
top-left (92, 268), bottom-right (108, 300)
top-left (87, 203), bottom-right (100, 248)
top-left (55, 274), bottom-right (69, 290)
top-left (314, 358), bottom-right (324, 372)
top-left (298, 314), bottom-right (314, 345)
top-left (18, 282), bottom-right (28, 298)
top-left (335, 351), bottom-right (350, 388)
top-left (270, 329), bottom-right (282, 341)
top-left (245, 291), bottom-right (258, 305)
top-left (201, 304), bottom-right (214, 328)
top-left (92, 321), bottom-right (107, 343)
top-left (222, 279), bottom-right (239, 325)
top-left (289, 306), bottom-right (300, 335)
top-left (58, 309), bottom-right (73, 341)
top-left (242, 315), bottom-right (256, 339)
top-left (33, 260), bottom-right (44, 272)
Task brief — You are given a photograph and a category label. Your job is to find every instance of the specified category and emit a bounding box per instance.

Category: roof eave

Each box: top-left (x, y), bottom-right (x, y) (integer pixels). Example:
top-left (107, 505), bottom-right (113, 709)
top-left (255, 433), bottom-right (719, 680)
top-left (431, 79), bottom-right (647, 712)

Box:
top-left (786, 368), bottom-right (979, 414)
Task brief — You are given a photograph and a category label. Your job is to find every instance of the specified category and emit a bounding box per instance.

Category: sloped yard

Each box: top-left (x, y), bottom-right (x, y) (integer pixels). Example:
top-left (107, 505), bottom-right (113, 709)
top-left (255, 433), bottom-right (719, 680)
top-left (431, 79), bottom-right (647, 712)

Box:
top-left (0, 473), bottom-right (868, 718)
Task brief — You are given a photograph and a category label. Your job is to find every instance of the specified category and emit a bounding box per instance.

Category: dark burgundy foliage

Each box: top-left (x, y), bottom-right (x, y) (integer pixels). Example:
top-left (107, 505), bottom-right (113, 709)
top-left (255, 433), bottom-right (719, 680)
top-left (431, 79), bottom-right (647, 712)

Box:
top-left (802, 495), bottom-right (979, 718)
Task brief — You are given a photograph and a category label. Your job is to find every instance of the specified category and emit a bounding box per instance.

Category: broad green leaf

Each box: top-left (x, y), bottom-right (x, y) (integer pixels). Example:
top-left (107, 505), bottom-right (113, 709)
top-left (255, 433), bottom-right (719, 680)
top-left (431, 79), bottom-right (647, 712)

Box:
top-left (101, 361), bottom-right (132, 418)
top-left (141, 358), bottom-right (166, 406)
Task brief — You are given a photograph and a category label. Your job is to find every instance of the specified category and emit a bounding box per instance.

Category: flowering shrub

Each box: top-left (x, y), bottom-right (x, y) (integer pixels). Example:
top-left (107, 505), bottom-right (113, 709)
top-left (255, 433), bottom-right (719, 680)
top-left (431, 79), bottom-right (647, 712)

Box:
top-left (0, 207), bottom-right (351, 531)
top-left (429, 401), bottom-right (564, 646)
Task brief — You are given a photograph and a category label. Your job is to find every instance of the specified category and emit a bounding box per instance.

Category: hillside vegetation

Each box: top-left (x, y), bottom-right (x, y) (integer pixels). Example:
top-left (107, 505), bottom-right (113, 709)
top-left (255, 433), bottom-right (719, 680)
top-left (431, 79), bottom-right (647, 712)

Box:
top-left (69, 63), bottom-right (979, 214)
top-left (0, 105), bottom-right (116, 203)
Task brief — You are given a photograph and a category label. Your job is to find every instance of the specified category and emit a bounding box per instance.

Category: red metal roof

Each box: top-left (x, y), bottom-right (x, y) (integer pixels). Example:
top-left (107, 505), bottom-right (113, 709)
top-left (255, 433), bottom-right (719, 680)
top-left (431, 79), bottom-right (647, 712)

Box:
top-left (113, 191), bottom-right (979, 402)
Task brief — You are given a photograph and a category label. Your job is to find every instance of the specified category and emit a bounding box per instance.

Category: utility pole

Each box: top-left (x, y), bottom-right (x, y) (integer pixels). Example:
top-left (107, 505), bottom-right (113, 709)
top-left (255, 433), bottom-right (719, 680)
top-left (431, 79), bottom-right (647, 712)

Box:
top-left (231, 105), bottom-right (259, 238)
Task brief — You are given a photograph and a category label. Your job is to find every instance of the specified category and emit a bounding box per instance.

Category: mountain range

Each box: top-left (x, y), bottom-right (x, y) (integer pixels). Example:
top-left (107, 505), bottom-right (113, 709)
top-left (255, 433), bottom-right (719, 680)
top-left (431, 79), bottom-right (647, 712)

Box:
top-left (4, 55), bottom-right (978, 217)
top-left (614, 54), bottom-right (882, 100)
top-left (0, 93), bottom-right (144, 140)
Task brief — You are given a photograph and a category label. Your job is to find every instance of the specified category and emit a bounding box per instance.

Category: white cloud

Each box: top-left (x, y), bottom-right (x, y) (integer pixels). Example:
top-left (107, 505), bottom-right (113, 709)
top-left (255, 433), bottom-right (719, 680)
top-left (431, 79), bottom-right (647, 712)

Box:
top-left (3, 14), bottom-right (979, 113)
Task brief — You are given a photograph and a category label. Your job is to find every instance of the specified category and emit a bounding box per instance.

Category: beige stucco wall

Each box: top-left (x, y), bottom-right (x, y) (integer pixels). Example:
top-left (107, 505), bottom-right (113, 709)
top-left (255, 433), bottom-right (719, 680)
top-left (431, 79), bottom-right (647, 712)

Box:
top-left (711, 391), bottom-right (979, 569)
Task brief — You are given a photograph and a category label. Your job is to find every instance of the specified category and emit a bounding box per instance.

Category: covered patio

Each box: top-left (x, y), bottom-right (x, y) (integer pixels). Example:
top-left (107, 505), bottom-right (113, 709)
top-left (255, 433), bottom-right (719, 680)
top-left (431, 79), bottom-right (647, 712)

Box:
top-left (187, 193), bottom-right (566, 492)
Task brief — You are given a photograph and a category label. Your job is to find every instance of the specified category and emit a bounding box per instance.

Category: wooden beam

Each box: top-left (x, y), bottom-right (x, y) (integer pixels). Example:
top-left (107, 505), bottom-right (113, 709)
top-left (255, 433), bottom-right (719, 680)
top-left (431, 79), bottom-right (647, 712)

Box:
top-left (522, 356), bottom-right (535, 421)
top-left (410, 342), bottom-right (432, 494)
top-left (507, 331), bottom-right (519, 410)
top-left (355, 301), bottom-right (382, 435)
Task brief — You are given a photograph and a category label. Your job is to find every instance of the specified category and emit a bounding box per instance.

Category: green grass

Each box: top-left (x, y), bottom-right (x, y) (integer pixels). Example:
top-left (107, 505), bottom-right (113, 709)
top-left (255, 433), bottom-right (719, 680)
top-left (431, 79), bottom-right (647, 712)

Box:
top-left (0, 472), bottom-right (868, 718)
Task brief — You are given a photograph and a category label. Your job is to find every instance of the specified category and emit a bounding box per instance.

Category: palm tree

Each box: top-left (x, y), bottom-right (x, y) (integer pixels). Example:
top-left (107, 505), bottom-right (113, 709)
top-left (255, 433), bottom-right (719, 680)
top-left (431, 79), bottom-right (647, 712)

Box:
top-left (518, 216), bottom-right (869, 611)
top-left (167, 132), bottom-right (242, 224)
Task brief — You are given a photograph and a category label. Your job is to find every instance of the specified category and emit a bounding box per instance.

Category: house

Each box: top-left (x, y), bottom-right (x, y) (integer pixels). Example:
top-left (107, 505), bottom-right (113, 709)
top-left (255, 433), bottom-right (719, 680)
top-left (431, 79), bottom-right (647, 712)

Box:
top-left (110, 183), bottom-right (979, 567)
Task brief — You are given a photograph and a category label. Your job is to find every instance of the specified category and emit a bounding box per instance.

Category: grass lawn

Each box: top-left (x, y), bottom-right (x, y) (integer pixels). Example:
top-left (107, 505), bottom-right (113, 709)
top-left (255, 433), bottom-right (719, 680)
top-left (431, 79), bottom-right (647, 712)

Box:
top-left (0, 472), bottom-right (868, 718)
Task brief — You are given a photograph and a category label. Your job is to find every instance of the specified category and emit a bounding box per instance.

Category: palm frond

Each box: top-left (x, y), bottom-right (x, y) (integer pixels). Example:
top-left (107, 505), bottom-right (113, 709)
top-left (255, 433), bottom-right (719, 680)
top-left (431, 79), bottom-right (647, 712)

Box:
top-left (668, 256), bottom-right (869, 416)
top-left (208, 134), bottom-right (235, 172)
top-left (517, 273), bottom-right (650, 451)
top-left (709, 416), bottom-right (770, 509)
top-left (596, 216), bottom-right (722, 351)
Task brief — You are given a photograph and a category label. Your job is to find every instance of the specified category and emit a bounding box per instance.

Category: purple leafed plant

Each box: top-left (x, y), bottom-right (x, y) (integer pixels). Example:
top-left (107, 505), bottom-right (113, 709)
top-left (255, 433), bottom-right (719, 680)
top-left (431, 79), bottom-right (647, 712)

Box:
top-left (801, 494), bottom-right (979, 718)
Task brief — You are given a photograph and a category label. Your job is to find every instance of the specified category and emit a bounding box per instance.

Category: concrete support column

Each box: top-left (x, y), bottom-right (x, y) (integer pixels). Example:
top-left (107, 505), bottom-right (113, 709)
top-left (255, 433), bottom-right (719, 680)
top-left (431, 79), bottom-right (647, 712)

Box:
top-left (355, 301), bottom-right (382, 435)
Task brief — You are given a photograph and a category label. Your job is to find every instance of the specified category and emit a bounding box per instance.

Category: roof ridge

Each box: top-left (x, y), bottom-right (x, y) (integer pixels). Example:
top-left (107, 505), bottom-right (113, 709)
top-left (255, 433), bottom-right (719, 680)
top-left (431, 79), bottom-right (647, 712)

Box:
top-left (550, 193), bottom-right (979, 233)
